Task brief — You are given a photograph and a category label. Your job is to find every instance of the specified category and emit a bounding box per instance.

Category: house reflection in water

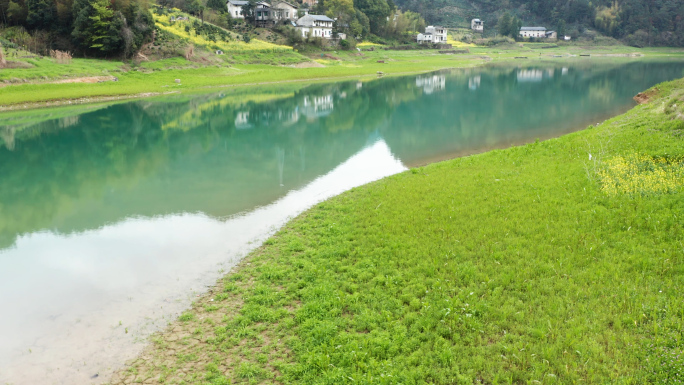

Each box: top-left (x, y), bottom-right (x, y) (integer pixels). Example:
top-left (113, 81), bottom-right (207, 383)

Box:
top-left (277, 108), bottom-right (300, 126)
top-left (516, 68), bottom-right (558, 83)
top-left (517, 69), bottom-right (544, 82)
top-left (0, 127), bottom-right (15, 151)
top-left (301, 94), bottom-right (334, 119)
top-left (469, 75), bottom-right (481, 90)
top-left (416, 74), bottom-right (446, 94)
top-left (235, 111), bottom-right (252, 129)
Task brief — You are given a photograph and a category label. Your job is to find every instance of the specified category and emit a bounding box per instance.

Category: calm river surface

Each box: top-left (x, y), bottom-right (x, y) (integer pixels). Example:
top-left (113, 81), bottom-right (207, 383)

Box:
top-left (1, 59), bottom-right (683, 384)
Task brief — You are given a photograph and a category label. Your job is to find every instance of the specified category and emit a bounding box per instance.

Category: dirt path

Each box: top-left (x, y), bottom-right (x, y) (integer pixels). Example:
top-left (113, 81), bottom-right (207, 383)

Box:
top-left (52, 75), bottom-right (118, 84)
top-left (0, 75), bottom-right (118, 88)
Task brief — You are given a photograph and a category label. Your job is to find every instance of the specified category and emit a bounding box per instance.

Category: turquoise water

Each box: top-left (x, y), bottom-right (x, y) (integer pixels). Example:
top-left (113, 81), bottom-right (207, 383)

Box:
top-left (0, 60), bottom-right (682, 383)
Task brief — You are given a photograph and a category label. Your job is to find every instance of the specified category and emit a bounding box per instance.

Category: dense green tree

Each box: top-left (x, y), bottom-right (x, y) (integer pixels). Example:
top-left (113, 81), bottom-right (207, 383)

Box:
top-left (403, 10), bottom-right (425, 33)
top-left (354, 9), bottom-right (370, 37)
top-left (497, 12), bottom-right (521, 38)
top-left (557, 19), bottom-right (567, 37)
top-left (206, 0), bottom-right (225, 12)
top-left (510, 15), bottom-right (521, 37)
top-left (353, 0), bottom-right (391, 34)
top-left (72, 0), bottom-right (123, 54)
top-left (26, 0), bottom-right (56, 29)
top-left (497, 11), bottom-right (510, 36)
top-left (241, 0), bottom-right (256, 24)
top-left (7, 0), bottom-right (27, 24)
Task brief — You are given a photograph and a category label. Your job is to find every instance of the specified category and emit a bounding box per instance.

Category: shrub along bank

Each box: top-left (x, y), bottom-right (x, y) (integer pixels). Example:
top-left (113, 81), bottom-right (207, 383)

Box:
top-left (110, 76), bottom-right (684, 384)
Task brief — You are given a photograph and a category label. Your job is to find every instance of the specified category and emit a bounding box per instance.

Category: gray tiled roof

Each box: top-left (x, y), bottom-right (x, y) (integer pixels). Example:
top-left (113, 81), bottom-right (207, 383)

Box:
top-left (307, 14), bottom-right (334, 22)
top-left (521, 27), bottom-right (546, 31)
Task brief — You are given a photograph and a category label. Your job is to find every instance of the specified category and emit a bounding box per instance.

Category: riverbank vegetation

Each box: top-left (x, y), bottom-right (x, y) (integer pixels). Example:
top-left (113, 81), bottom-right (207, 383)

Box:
top-left (109, 75), bottom-right (684, 384)
top-left (1, 44), bottom-right (683, 109)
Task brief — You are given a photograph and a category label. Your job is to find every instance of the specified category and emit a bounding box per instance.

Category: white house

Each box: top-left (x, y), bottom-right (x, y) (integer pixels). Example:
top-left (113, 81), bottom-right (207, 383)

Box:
top-left (296, 14), bottom-right (334, 39)
top-left (229, 0), bottom-right (298, 25)
top-left (271, 1), bottom-right (298, 21)
top-left (416, 32), bottom-right (432, 43)
top-left (471, 19), bottom-right (483, 33)
top-left (519, 27), bottom-right (547, 38)
top-left (227, 0), bottom-right (247, 18)
top-left (417, 25), bottom-right (447, 44)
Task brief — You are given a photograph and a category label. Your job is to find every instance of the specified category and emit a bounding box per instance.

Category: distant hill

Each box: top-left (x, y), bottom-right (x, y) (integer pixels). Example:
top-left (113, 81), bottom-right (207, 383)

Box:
top-left (395, 0), bottom-right (684, 47)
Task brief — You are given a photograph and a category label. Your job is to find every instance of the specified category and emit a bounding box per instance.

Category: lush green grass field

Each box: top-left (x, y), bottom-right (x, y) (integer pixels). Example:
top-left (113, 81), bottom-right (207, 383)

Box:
top-left (1, 44), bottom-right (683, 109)
top-left (110, 79), bottom-right (684, 384)
top-left (0, 51), bottom-right (475, 107)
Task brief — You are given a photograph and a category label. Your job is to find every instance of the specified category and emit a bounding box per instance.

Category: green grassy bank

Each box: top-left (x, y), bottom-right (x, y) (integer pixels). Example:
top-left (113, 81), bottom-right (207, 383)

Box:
top-left (109, 78), bottom-right (684, 383)
top-left (1, 44), bottom-right (683, 110)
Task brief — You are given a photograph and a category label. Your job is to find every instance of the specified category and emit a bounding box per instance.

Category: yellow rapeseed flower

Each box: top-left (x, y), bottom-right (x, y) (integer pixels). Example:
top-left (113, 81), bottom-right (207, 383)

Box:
top-left (597, 154), bottom-right (684, 197)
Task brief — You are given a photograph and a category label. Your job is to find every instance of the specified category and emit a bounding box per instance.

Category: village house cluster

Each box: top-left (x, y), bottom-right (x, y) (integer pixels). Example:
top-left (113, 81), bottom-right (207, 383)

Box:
top-left (468, 18), bottom-right (571, 40)
top-left (225, 1), bottom-right (572, 44)
top-left (226, 0), bottom-right (339, 39)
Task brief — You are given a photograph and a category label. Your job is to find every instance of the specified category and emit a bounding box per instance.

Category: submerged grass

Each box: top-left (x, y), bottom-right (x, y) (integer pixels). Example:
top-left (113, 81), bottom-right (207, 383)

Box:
top-left (110, 78), bottom-right (684, 384)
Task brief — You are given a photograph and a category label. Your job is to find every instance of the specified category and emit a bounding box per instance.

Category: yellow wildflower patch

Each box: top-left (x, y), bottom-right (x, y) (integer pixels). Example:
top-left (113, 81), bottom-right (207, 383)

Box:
top-left (598, 154), bottom-right (684, 196)
top-left (446, 39), bottom-right (476, 48)
top-left (357, 42), bottom-right (384, 47)
top-left (153, 14), bottom-right (292, 53)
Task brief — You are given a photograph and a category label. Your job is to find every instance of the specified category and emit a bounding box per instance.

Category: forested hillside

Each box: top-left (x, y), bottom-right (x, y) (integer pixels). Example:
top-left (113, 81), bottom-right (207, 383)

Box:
top-left (396, 0), bottom-right (684, 46)
top-left (0, 0), bottom-right (154, 56)
top-left (0, 0), bottom-right (682, 59)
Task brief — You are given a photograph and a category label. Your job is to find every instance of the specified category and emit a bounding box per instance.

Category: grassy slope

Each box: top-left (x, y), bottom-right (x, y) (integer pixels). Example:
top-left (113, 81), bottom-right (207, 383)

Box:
top-left (0, 51), bottom-right (476, 107)
top-left (110, 80), bottom-right (684, 384)
top-left (1, 43), bottom-right (682, 108)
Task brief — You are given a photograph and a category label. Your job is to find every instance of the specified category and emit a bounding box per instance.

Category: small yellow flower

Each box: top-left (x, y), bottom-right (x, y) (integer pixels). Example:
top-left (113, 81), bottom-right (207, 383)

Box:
top-left (597, 154), bottom-right (684, 197)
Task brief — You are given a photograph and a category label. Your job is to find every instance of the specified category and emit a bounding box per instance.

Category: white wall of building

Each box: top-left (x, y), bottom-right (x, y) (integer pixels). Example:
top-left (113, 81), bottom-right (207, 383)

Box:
top-left (227, 1), bottom-right (246, 19)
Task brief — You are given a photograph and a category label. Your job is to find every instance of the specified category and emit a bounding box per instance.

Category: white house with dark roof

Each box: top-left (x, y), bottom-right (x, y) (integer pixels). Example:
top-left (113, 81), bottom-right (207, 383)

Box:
top-left (227, 0), bottom-right (248, 18)
top-left (296, 14), bottom-right (334, 39)
top-left (417, 25), bottom-right (447, 44)
top-left (519, 27), bottom-right (547, 38)
top-left (471, 19), bottom-right (483, 32)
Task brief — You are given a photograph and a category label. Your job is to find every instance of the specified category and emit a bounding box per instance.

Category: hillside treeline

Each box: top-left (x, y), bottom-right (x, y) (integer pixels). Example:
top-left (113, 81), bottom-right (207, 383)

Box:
top-left (0, 0), bottom-right (154, 56)
top-left (395, 0), bottom-right (684, 46)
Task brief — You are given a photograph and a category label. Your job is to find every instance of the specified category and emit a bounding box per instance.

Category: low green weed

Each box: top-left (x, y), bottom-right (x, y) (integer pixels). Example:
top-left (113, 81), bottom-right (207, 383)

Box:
top-left (112, 78), bottom-right (684, 385)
